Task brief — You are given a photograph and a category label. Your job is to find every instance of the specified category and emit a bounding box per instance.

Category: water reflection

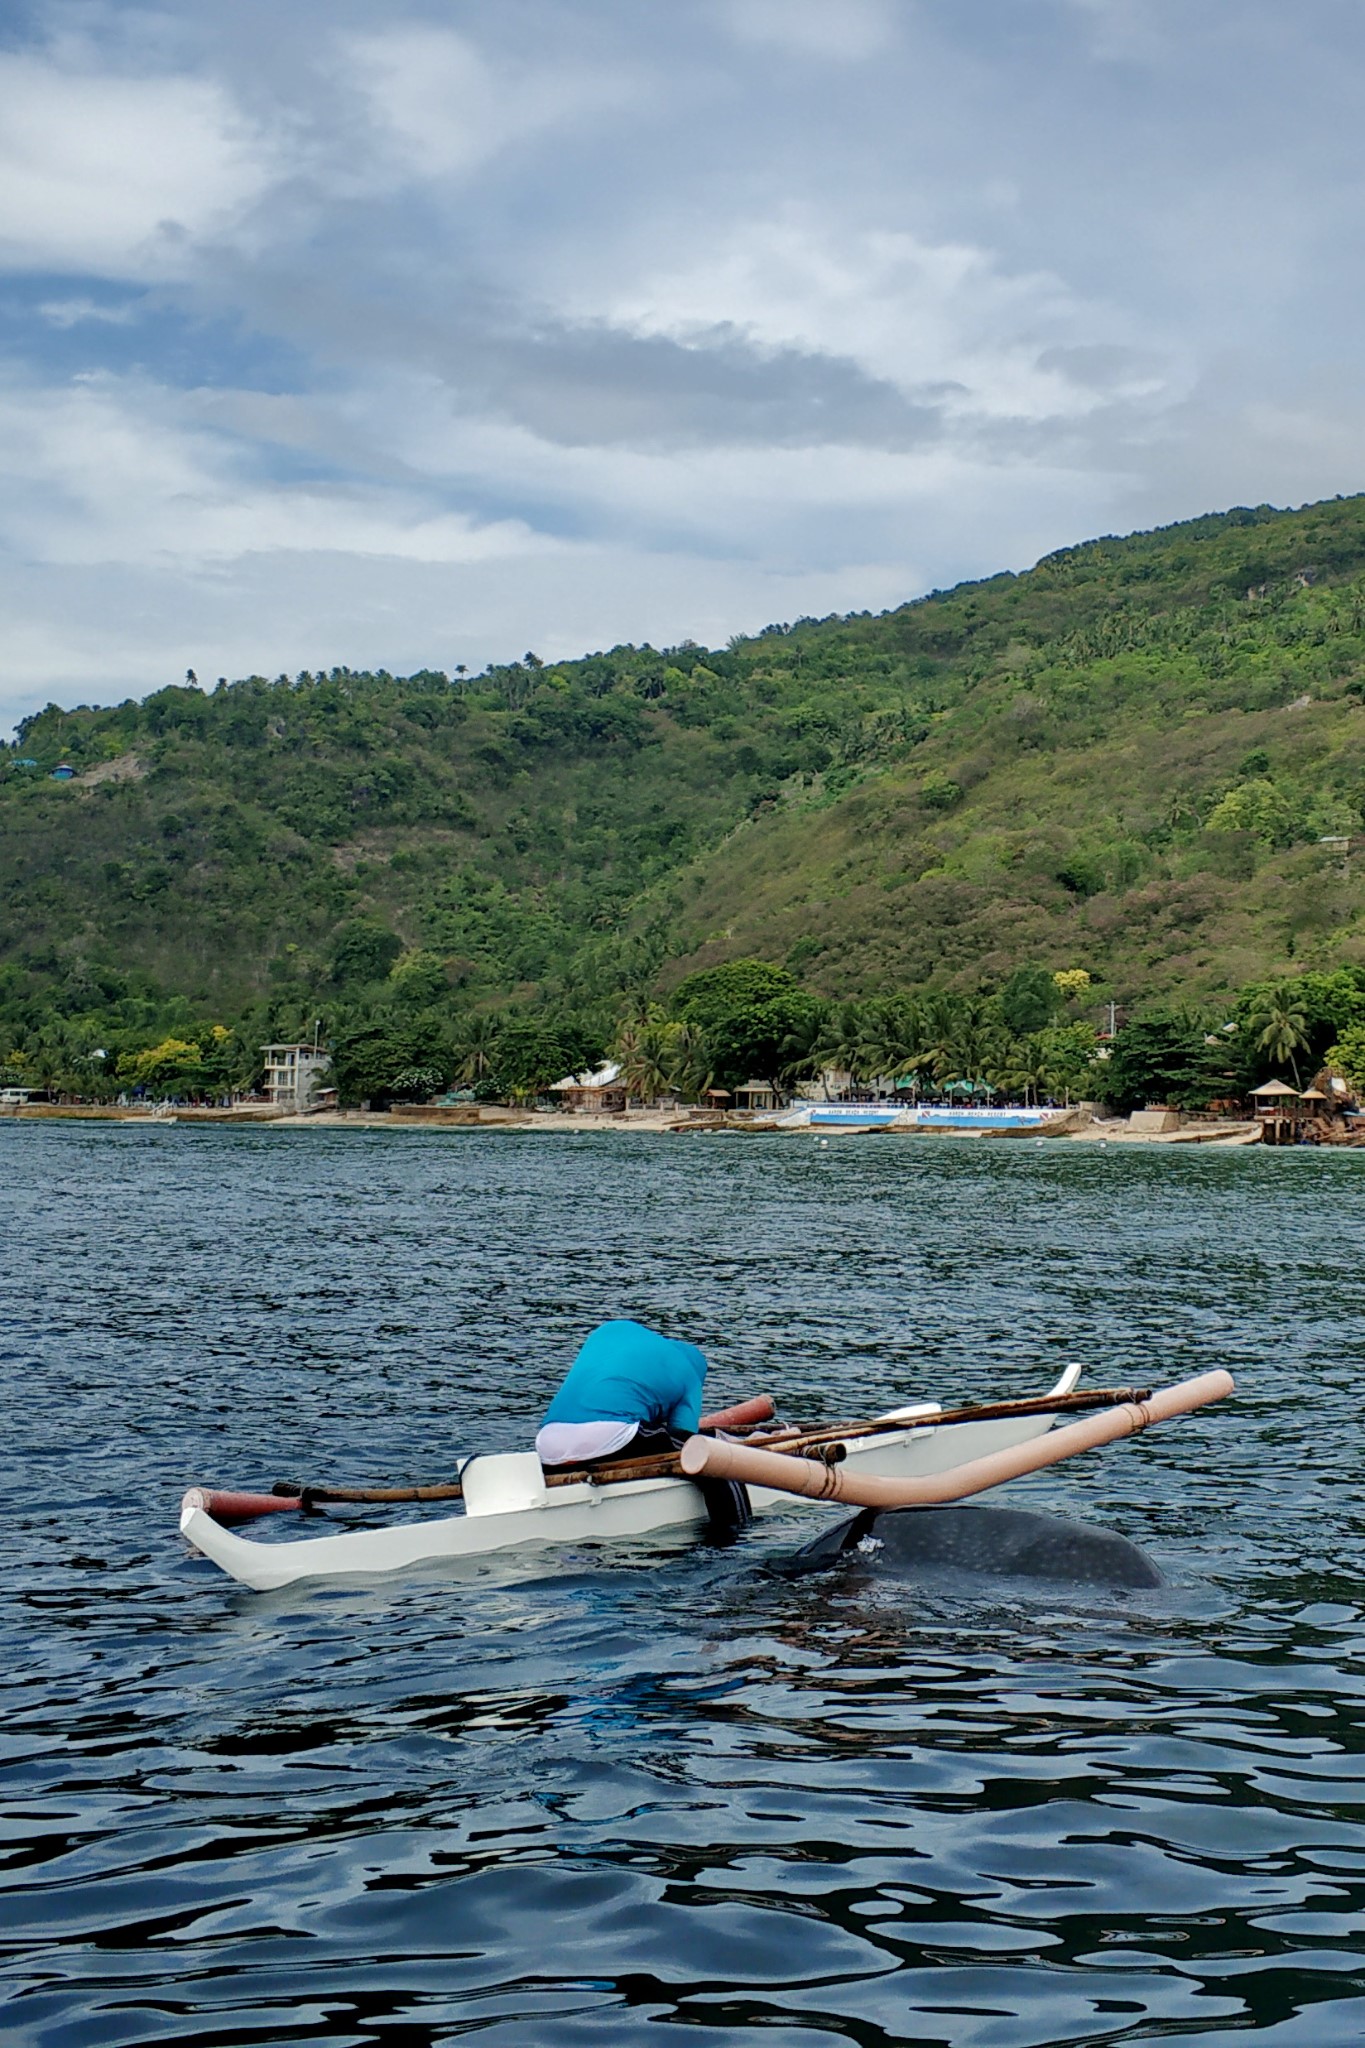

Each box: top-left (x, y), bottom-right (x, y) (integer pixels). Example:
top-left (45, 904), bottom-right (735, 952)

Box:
top-left (3, 1127), bottom-right (1365, 2044)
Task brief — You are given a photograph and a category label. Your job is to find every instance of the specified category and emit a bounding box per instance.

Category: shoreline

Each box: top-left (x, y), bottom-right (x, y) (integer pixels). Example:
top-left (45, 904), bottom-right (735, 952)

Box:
top-left (2, 1102), bottom-right (1278, 1145)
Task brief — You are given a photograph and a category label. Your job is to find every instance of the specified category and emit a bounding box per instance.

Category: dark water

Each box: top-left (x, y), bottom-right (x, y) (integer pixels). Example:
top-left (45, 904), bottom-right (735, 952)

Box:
top-left (5, 1125), bottom-right (1365, 2047)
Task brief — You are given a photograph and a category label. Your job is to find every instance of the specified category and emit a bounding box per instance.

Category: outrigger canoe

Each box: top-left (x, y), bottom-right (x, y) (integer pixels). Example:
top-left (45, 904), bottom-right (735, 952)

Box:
top-left (181, 1363), bottom-right (1087, 1591)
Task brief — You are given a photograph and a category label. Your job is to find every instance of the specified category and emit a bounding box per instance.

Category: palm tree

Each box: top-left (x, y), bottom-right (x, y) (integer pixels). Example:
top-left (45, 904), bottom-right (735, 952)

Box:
top-left (613, 1012), bottom-right (676, 1103)
top-left (810, 1001), bottom-right (868, 1098)
top-left (1248, 982), bottom-right (1311, 1087)
top-left (991, 1035), bottom-right (1055, 1107)
top-left (665, 1020), bottom-right (712, 1104)
top-left (932, 996), bottom-right (1007, 1092)
top-left (919, 991), bottom-right (964, 1090)
top-left (452, 1012), bottom-right (502, 1085)
top-left (776, 1006), bottom-right (826, 1094)
top-left (860, 996), bottom-right (926, 1092)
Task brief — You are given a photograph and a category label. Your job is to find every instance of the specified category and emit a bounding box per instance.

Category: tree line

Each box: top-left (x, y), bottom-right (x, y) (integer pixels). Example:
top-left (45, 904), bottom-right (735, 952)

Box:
top-left (7, 951), bottom-right (1364, 1115)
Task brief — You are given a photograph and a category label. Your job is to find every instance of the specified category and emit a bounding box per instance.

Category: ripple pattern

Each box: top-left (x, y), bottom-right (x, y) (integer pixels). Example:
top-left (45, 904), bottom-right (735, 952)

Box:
top-left (3, 1125), bottom-right (1364, 2045)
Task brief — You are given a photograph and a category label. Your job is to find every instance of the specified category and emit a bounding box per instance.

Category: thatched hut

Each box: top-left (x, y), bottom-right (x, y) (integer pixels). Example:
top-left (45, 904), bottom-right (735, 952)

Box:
top-left (1250, 1078), bottom-right (1301, 1145)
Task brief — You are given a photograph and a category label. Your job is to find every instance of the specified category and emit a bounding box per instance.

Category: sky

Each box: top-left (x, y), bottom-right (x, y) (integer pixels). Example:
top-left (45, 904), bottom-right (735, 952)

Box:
top-left (3, 0), bottom-right (1365, 733)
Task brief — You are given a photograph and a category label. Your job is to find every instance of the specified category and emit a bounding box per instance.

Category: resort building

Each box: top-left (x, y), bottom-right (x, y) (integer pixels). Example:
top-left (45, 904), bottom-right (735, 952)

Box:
top-left (549, 1061), bottom-right (628, 1113)
top-left (733, 1080), bottom-right (783, 1112)
top-left (261, 1042), bottom-right (330, 1111)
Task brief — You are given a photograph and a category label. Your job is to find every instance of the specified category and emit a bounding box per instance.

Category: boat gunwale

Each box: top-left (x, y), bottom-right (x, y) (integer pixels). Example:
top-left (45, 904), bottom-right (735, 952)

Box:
top-left (179, 1365), bottom-right (1084, 1590)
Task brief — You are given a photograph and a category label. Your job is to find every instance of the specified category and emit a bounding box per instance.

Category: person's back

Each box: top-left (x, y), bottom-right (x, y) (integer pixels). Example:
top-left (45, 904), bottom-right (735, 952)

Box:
top-left (537, 1319), bottom-right (706, 1466)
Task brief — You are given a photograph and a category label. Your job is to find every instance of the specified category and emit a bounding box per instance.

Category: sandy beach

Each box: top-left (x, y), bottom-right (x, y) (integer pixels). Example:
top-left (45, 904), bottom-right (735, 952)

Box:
top-left (7, 1103), bottom-right (1268, 1144)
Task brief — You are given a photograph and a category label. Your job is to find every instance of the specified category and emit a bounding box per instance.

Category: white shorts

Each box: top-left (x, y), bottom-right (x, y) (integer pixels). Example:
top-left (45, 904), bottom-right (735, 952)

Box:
top-left (536, 1419), bottom-right (640, 1466)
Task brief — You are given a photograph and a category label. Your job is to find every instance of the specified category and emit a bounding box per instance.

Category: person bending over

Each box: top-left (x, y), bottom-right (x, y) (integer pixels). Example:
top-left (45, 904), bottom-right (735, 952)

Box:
top-left (536, 1318), bottom-right (706, 1467)
top-left (536, 1318), bottom-right (749, 1537)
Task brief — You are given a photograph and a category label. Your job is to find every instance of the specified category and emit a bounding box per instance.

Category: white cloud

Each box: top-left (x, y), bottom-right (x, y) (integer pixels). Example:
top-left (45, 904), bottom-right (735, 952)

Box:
top-left (0, 0), bottom-right (1363, 735)
top-left (0, 49), bottom-right (279, 278)
top-left (718, 0), bottom-right (899, 62)
top-left (0, 542), bottom-right (924, 733)
top-left (340, 24), bottom-right (635, 183)
top-left (0, 374), bottom-right (548, 569)
top-left (591, 215), bottom-right (1173, 426)
top-left (38, 297), bottom-right (139, 328)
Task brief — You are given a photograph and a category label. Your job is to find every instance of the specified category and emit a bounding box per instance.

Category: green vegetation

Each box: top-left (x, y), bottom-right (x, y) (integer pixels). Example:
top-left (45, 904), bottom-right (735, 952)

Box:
top-left (5, 493), bottom-right (1365, 1105)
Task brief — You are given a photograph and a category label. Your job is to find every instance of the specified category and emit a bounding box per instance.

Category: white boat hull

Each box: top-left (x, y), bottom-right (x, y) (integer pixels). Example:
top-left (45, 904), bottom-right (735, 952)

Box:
top-left (180, 1365), bottom-right (1084, 1590)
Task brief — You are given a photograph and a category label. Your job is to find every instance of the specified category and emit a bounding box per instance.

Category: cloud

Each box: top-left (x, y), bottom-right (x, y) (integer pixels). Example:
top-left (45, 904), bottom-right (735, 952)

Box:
top-left (420, 308), bottom-right (943, 451)
top-left (718, 0), bottom-right (899, 62)
top-left (0, 47), bottom-right (279, 278)
top-left (1058, 0), bottom-right (1172, 62)
top-left (592, 215), bottom-right (1162, 429)
top-left (38, 297), bottom-right (140, 328)
top-left (0, 372), bottom-right (546, 568)
top-left (1, 0), bottom-right (1365, 734)
top-left (339, 23), bottom-right (637, 184)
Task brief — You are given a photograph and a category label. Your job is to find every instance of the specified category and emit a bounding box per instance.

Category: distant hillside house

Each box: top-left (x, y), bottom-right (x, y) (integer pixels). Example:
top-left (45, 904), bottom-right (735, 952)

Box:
top-left (262, 1043), bottom-right (329, 1111)
top-left (549, 1061), bottom-right (627, 1113)
top-left (50, 763), bottom-right (74, 780)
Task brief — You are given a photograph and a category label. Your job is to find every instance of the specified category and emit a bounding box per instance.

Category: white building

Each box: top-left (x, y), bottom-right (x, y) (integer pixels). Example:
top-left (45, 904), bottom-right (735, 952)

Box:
top-left (261, 1043), bottom-right (330, 1111)
top-left (548, 1060), bottom-right (627, 1112)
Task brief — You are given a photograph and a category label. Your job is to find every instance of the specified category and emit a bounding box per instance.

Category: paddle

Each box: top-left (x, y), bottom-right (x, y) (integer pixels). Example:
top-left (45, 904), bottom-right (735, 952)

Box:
top-left (189, 1386), bottom-right (1147, 1523)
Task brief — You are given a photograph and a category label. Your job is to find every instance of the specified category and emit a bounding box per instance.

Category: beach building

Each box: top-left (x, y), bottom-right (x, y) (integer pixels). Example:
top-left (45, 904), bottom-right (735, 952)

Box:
top-left (549, 1061), bottom-right (627, 1113)
top-left (733, 1080), bottom-right (782, 1111)
top-left (1250, 1078), bottom-right (1302, 1144)
top-left (796, 1068), bottom-right (854, 1102)
top-left (261, 1042), bottom-right (330, 1111)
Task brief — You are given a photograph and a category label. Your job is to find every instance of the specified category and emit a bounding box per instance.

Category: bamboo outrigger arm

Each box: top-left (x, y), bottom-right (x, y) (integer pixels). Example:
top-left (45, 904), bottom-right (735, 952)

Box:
top-left (679, 1370), bottom-right (1235, 1507)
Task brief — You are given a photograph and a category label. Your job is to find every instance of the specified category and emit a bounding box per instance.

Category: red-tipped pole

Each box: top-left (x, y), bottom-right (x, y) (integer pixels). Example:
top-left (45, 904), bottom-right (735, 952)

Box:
top-left (181, 1487), bottom-right (304, 1523)
top-left (699, 1394), bottom-right (774, 1431)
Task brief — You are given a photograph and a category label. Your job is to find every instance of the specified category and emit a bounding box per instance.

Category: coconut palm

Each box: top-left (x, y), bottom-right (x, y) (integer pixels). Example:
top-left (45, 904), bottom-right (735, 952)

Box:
top-left (452, 1012), bottom-right (502, 1085)
top-left (860, 996), bottom-right (926, 1090)
top-left (991, 1035), bottom-right (1055, 1107)
top-left (664, 1020), bottom-right (712, 1103)
top-left (776, 1005), bottom-right (826, 1092)
top-left (613, 1011), bottom-right (676, 1102)
top-left (809, 1001), bottom-right (870, 1097)
top-left (919, 991), bottom-right (965, 1086)
top-left (1248, 982), bottom-right (1311, 1087)
top-left (932, 996), bottom-right (1008, 1091)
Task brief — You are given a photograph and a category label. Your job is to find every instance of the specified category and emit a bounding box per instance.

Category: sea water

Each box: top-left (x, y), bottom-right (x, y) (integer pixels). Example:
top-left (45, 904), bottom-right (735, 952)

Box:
top-left (4, 1124), bottom-right (1364, 2046)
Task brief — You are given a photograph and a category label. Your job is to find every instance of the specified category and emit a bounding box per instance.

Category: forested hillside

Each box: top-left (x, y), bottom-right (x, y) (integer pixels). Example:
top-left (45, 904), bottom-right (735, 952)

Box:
top-left (5, 492), bottom-right (1365, 1102)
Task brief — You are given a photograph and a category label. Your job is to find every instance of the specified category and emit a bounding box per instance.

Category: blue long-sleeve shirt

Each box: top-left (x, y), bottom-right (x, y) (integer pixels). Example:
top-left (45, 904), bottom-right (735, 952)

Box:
top-left (543, 1320), bottom-right (707, 1435)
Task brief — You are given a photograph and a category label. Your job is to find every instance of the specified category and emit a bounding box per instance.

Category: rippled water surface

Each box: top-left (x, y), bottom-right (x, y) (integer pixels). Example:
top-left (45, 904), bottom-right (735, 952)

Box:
top-left (5, 1124), bottom-right (1365, 2046)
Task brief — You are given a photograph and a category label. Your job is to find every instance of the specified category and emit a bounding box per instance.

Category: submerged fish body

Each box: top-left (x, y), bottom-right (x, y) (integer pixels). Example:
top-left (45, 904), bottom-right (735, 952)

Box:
top-left (785, 1503), bottom-right (1166, 1589)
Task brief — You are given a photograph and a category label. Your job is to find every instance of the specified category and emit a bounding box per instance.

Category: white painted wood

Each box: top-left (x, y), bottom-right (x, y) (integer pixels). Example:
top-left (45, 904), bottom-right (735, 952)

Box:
top-left (179, 1364), bottom-right (1084, 1591)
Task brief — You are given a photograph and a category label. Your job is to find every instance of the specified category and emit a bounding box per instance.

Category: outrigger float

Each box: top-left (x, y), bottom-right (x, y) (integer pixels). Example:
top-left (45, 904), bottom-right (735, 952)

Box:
top-left (179, 1366), bottom-right (1233, 1592)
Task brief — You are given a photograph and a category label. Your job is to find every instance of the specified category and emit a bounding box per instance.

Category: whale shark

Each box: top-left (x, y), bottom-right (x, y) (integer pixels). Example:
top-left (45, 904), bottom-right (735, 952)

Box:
top-left (783, 1503), bottom-right (1166, 1589)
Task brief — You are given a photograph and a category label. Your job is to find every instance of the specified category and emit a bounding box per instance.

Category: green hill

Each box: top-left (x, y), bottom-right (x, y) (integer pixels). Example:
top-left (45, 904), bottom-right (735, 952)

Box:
top-left (6, 492), bottom-right (1365, 1095)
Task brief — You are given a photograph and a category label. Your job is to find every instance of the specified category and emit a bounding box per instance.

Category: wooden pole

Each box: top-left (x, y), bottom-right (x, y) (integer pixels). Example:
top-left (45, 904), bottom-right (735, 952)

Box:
top-left (267, 1387), bottom-right (1146, 1507)
top-left (747, 1384), bottom-right (1151, 1452)
top-left (202, 1386), bottom-right (1147, 1519)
